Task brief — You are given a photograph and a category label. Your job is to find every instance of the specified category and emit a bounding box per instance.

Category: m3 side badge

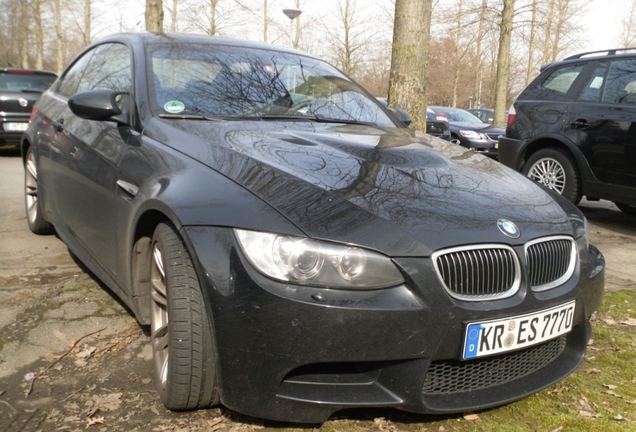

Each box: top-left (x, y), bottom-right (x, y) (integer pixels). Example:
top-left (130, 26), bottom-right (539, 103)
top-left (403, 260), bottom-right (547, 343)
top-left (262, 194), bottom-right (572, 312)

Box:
top-left (497, 219), bottom-right (520, 238)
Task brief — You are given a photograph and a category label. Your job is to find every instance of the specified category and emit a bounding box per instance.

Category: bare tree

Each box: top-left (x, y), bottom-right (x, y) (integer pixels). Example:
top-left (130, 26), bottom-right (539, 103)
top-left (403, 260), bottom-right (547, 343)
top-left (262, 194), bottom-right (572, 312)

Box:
top-left (388, 0), bottom-right (432, 131)
top-left (55, 0), bottom-right (64, 73)
top-left (146, 0), bottom-right (163, 32)
top-left (619, 0), bottom-right (636, 47)
top-left (167, 0), bottom-right (179, 32)
top-left (493, 0), bottom-right (514, 127)
top-left (84, 0), bottom-right (91, 45)
top-left (20, 0), bottom-right (30, 68)
top-left (263, 0), bottom-right (268, 42)
top-left (32, 0), bottom-right (44, 69)
top-left (524, 0), bottom-right (538, 85)
top-left (324, 0), bottom-right (375, 76)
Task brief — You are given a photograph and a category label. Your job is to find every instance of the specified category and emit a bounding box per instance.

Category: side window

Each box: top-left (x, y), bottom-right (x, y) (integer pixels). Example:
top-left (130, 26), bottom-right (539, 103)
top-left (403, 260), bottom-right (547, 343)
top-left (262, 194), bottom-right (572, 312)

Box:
top-left (77, 43), bottom-right (132, 93)
top-left (602, 59), bottom-right (636, 105)
top-left (57, 50), bottom-right (96, 99)
top-left (578, 62), bottom-right (608, 102)
top-left (539, 64), bottom-right (585, 97)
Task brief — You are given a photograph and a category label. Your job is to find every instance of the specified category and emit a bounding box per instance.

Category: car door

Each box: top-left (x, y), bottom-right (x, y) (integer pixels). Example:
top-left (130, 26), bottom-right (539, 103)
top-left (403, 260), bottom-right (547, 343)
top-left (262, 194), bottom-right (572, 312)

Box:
top-left (564, 59), bottom-right (636, 191)
top-left (47, 43), bottom-right (133, 280)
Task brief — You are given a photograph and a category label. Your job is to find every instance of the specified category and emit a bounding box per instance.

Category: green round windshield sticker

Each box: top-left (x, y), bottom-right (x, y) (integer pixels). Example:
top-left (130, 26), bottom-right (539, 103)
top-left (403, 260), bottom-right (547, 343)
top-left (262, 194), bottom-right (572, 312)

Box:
top-left (164, 100), bottom-right (185, 113)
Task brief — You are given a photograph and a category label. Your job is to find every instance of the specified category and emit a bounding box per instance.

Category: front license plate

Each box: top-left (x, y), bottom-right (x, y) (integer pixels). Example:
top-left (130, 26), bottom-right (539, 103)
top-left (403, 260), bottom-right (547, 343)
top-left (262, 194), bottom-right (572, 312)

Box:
top-left (4, 122), bottom-right (29, 131)
top-left (463, 301), bottom-right (575, 359)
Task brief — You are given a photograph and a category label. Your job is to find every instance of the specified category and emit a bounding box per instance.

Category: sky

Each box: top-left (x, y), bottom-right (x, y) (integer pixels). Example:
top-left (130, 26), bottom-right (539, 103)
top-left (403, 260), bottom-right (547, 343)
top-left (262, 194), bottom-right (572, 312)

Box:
top-left (579, 0), bottom-right (631, 53)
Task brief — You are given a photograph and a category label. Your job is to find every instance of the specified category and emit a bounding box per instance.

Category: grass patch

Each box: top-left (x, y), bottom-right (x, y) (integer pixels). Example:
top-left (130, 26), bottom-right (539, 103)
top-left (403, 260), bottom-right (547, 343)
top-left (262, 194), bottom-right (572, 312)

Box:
top-left (258, 291), bottom-right (636, 431)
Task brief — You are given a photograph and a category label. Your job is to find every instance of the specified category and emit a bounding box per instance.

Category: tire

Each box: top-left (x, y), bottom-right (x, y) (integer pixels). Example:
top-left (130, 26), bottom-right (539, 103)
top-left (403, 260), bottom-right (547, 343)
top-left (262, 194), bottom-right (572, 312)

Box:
top-left (150, 222), bottom-right (219, 410)
top-left (615, 202), bottom-right (636, 216)
top-left (24, 147), bottom-right (54, 235)
top-left (522, 148), bottom-right (582, 205)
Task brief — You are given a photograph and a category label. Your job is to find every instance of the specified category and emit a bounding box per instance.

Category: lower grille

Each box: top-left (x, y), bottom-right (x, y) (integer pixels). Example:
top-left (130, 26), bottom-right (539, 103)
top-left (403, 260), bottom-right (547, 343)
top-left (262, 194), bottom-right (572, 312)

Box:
top-left (422, 335), bottom-right (567, 395)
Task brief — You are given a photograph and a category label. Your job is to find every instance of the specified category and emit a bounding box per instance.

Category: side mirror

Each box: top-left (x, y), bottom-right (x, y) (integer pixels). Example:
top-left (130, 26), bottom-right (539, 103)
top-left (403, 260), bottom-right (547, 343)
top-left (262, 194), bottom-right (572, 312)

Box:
top-left (68, 90), bottom-right (129, 124)
top-left (388, 107), bottom-right (412, 127)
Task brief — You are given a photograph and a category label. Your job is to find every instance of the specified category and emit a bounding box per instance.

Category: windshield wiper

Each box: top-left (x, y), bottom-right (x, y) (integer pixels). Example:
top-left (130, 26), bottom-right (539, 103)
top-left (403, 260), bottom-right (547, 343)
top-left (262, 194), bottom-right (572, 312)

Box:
top-left (312, 114), bottom-right (376, 126)
top-left (258, 114), bottom-right (319, 121)
top-left (158, 113), bottom-right (225, 121)
top-left (259, 113), bottom-right (376, 126)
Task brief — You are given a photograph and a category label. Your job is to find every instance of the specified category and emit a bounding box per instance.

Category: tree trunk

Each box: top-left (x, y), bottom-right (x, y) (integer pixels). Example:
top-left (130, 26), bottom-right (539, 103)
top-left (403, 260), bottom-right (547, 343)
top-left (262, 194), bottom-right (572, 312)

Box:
top-left (525, 0), bottom-right (538, 85)
top-left (33, 0), bottom-right (43, 70)
top-left (84, 0), bottom-right (91, 46)
top-left (493, 0), bottom-right (515, 128)
top-left (55, 0), bottom-right (64, 74)
top-left (145, 0), bottom-right (164, 32)
top-left (20, 0), bottom-right (29, 69)
top-left (541, 0), bottom-right (555, 65)
top-left (473, 0), bottom-right (487, 108)
top-left (388, 0), bottom-right (432, 131)
top-left (263, 0), bottom-right (268, 42)
top-left (170, 0), bottom-right (178, 32)
top-left (451, 0), bottom-right (463, 108)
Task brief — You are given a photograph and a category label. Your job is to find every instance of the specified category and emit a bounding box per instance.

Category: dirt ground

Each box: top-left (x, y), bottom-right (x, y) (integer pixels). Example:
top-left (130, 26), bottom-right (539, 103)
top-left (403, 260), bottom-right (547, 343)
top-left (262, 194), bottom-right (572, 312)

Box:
top-left (1, 150), bottom-right (635, 431)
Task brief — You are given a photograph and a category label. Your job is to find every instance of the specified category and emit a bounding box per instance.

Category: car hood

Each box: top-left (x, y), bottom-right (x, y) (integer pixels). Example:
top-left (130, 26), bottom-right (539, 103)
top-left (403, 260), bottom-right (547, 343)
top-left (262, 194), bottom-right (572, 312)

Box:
top-left (147, 119), bottom-right (574, 256)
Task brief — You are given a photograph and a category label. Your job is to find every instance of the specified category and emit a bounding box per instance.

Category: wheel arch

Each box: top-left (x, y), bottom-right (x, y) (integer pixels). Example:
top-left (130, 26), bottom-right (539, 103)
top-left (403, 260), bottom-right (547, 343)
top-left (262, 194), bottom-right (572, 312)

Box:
top-left (130, 208), bottom-right (172, 325)
top-left (520, 134), bottom-right (596, 195)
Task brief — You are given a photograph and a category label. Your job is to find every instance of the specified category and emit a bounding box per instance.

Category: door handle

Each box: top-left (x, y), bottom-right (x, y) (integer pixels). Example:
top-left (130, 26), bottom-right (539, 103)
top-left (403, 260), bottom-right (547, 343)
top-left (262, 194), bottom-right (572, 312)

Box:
top-left (569, 119), bottom-right (590, 128)
top-left (54, 118), bottom-right (65, 132)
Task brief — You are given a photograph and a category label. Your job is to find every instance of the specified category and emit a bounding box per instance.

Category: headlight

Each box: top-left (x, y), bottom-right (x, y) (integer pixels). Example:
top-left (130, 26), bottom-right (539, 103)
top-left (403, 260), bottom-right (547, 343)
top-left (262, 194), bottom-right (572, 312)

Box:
top-left (568, 212), bottom-right (589, 249)
top-left (235, 229), bottom-right (405, 289)
top-left (459, 130), bottom-right (484, 139)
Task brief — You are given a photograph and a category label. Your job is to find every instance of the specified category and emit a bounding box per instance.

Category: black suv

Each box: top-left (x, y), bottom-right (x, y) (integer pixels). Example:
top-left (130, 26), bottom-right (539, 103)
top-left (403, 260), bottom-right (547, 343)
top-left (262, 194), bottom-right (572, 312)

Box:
top-left (499, 48), bottom-right (636, 215)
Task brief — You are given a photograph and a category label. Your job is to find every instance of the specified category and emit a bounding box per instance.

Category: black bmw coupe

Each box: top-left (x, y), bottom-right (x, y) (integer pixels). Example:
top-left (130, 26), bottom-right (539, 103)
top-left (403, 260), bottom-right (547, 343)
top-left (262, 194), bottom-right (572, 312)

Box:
top-left (22, 33), bottom-right (604, 423)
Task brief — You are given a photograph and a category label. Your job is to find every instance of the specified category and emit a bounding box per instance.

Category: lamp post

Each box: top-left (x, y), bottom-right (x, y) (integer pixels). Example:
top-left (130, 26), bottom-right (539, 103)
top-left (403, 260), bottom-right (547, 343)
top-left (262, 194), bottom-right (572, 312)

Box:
top-left (282, 8), bottom-right (302, 48)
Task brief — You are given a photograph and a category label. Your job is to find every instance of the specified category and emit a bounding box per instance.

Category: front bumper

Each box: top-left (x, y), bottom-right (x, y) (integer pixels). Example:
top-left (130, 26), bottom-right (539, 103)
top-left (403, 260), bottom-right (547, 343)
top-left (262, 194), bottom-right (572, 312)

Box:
top-left (456, 136), bottom-right (499, 159)
top-left (184, 227), bottom-right (604, 423)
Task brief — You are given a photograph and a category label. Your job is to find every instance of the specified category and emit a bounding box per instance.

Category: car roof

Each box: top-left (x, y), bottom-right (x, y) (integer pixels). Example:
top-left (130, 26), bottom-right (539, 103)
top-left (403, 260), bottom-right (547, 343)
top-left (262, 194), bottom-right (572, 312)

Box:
top-left (97, 32), bottom-right (309, 57)
top-left (540, 47), bottom-right (636, 72)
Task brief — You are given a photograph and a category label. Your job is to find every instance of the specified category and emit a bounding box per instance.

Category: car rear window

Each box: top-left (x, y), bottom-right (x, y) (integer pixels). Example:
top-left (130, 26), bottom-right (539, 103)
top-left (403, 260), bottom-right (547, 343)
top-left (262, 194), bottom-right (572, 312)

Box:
top-left (0, 72), bottom-right (56, 92)
top-left (540, 64), bottom-right (585, 95)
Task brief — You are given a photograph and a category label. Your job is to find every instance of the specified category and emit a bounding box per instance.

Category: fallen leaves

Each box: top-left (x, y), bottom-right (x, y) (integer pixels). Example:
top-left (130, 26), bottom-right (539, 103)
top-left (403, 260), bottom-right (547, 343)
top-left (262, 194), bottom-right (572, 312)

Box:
top-left (462, 413), bottom-right (480, 421)
top-left (86, 416), bottom-right (105, 428)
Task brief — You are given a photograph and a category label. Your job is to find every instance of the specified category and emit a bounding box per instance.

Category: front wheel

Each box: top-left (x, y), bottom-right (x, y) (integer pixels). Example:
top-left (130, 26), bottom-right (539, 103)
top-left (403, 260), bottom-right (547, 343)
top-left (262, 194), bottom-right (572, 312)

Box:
top-left (522, 148), bottom-right (582, 204)
top-left (24, 147), bottom-right (53, 234)
top-left (615, 202), bottom-right (636, 216)
top-left (150, 222), bottom-right (219, 410)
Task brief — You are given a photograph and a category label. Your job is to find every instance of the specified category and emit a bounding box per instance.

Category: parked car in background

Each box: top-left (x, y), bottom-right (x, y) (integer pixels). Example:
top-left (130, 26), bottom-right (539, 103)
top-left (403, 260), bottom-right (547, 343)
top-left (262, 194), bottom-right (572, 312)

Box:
top-left (376, 98), bottom-right (450, 140)
top-left (429, 106), bottom-right (503, 159)
top-left (467, 108), bottom-right (494, 123)
top-left (0, 68), bottom-right (57, 148)
top-left (426, 107), bottom-right (451, 140)
top-left (22, 32), bottom-right (604, 423)
top-left (500, 48), bottom-right (636, 215)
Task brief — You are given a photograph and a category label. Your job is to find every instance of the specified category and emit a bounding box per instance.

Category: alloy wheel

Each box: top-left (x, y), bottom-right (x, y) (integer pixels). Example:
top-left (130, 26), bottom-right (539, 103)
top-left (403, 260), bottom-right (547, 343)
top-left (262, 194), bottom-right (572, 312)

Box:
top-left (150, 242), bottom-right (170, 391)
top-left (527, 158), bottom-right (566, 194)
top-left (25, 151), bottom-right (40, 225)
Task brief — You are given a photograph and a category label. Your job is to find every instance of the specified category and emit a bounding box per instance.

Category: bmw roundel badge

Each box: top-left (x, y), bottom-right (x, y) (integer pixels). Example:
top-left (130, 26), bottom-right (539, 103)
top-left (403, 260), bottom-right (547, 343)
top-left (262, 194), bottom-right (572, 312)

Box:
top-left (497, 219), bottom-right (520, 238)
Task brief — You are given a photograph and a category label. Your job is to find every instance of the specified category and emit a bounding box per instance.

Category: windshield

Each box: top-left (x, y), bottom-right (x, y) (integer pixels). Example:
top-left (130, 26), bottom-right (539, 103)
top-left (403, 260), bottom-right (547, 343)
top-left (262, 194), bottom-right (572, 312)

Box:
top-left (0, 72), bottom-right (56, 92)
top-left (434, 108), bottom-right (483, 123)
top-left (147, 43), bottom-right (395, 126)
